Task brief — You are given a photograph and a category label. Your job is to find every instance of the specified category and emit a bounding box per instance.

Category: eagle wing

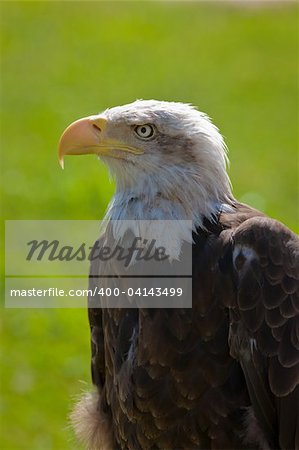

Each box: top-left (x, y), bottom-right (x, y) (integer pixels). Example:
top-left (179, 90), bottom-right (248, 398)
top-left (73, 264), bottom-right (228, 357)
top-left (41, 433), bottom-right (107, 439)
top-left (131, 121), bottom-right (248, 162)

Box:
top-left (227, 216), bottom-right (299, 449)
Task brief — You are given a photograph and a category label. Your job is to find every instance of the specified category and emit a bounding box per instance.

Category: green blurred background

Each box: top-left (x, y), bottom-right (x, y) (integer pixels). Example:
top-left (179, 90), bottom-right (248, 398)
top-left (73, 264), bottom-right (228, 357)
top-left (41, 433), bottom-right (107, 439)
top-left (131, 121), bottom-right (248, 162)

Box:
top-left (1, 1), bottom-right (298, 449)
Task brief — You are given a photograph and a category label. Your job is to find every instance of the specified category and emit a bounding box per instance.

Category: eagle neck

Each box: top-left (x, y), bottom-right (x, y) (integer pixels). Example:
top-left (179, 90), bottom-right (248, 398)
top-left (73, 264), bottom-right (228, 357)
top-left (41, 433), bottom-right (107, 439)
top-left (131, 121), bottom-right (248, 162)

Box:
top-left (105, 171), bottom-right (233, 228)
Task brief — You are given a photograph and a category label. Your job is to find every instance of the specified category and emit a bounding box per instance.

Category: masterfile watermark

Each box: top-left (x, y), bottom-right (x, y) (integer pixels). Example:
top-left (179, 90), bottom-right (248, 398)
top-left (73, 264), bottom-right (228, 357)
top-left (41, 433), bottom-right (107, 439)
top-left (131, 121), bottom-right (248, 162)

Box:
top-left (26, 237), bottom-right (169, 267)
top-left (5, 220), bottom-right (192, 308)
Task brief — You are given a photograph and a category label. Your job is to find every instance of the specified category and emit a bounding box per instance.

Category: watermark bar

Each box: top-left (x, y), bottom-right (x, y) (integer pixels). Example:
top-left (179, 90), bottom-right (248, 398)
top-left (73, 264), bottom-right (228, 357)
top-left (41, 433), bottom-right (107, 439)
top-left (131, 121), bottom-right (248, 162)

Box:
top-left (5, 220), bottom-right (193, 308)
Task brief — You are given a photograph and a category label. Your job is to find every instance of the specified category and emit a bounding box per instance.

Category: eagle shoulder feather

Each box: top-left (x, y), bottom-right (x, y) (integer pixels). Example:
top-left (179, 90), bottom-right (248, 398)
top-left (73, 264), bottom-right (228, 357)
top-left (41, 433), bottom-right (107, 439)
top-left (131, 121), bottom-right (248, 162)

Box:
top-left (227, 215), bottom-right (299, 450)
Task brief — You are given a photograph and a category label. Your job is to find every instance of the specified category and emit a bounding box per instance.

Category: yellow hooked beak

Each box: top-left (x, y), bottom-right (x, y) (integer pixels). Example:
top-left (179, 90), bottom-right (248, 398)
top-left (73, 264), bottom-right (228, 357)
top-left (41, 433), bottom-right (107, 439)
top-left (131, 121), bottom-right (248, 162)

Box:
top-left (58, 116), bottom-right (143, 169)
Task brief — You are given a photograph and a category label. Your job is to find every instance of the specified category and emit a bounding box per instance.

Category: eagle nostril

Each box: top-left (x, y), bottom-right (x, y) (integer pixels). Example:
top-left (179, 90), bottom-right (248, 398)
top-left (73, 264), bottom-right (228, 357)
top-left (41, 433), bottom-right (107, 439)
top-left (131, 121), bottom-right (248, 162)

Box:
top-left (92, 123), bottom-right (102, 133)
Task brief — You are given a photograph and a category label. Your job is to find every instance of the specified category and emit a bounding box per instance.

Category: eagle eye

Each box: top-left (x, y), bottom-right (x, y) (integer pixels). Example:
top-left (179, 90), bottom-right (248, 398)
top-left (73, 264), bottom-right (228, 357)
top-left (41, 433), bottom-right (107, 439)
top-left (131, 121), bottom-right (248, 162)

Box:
top-left (134, 124), bottom-right (155, 139)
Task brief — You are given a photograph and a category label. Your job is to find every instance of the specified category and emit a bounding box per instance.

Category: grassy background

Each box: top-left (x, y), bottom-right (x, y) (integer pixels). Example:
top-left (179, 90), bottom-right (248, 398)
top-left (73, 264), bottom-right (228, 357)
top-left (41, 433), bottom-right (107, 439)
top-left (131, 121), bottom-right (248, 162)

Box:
top-left (1, 1), bottom-right (298, 449)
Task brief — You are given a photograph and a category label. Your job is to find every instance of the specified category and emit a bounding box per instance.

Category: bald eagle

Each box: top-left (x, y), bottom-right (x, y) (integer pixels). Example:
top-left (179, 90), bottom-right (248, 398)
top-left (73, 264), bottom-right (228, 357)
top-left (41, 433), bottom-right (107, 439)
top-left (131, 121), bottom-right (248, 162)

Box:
top-left (58, 100), bottom-right (298, 450)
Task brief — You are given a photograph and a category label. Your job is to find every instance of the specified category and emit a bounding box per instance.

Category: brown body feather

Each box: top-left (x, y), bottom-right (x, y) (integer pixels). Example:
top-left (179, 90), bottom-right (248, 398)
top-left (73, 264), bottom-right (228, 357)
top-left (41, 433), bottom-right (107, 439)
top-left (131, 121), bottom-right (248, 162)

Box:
top-left (72, 203), bottom-right (299, 449)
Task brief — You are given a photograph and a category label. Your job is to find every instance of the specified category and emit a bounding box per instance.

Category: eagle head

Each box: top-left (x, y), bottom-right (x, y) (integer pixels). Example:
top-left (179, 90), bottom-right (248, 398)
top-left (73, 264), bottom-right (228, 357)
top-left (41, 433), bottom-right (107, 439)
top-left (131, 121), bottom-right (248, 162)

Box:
top-left (58, 100), bottom-right (233, 223)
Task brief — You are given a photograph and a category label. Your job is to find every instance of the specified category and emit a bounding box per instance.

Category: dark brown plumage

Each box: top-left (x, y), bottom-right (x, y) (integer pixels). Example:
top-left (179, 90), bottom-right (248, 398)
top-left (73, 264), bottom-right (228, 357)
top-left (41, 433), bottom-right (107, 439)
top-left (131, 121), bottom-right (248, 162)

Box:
top-left (81, 203), bottom-right (298, 450)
